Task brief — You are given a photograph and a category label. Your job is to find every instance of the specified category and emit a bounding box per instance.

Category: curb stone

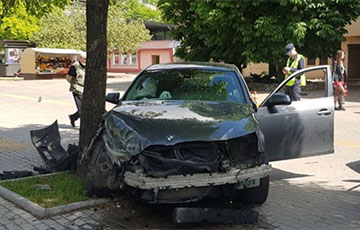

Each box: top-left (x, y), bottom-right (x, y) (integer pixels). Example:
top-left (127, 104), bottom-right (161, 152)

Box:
top-left (0, 173), bottom-right (110, 218)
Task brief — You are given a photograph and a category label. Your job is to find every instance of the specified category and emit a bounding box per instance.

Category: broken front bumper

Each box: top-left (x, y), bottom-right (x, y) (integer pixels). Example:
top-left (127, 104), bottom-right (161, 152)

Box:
top-left (124, 164), bottom-right (272, 190)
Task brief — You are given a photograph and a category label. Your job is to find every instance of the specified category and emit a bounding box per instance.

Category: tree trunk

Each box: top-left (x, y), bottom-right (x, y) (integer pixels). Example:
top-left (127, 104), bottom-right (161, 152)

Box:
top-left (269, 64), bottom-right (284, 82)
top-left (268, 64), bottom-right (277, 77)
top-left (77, 0), bottom-right (109, 177)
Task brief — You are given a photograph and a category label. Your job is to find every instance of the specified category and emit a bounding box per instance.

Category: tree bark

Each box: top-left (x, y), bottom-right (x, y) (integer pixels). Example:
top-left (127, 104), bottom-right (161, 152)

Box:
top-left (268, 64), bottom-right (277, 77)
top-left (77, 0), bottom-right (109, 177)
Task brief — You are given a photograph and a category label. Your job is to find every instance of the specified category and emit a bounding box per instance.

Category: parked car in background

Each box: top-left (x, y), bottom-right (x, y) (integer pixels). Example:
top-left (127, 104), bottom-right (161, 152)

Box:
top-left (85, 62), bottom-right (334, 205)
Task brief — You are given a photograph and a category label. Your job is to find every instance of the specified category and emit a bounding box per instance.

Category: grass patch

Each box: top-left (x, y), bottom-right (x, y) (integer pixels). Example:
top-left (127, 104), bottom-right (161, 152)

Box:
top-left (0, 172), bottom-right (88, 208)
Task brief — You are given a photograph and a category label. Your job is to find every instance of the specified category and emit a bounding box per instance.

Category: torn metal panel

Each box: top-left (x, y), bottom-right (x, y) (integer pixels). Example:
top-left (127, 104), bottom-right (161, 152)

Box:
top-left (173, 207), bottom-right (258, 224)
top-left (30, 120), bottom-right (78, 171)
top-left (123, 164), bottom-right (271, 190)
top-left (138, 134), bottom-right (265, 178)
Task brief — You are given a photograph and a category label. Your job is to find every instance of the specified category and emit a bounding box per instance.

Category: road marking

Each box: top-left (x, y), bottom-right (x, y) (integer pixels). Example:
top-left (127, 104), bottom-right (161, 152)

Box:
top-left (0, 93), bottom-right (72, 106)
top-left (335, 140), bottom-right (360, 147)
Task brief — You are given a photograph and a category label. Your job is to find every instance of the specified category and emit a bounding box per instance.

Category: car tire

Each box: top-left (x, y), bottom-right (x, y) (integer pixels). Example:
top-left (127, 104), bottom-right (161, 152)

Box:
top-left (85, 137), bottom-right (121, 197)
top-left (233, 175), bottom-right (270, 205)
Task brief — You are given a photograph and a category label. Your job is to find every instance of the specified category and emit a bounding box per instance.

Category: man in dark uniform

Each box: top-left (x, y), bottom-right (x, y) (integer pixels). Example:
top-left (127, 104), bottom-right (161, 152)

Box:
top-left (282, 43), bottom-right (306, 101)
top-left (66, 52), bottom-right (86, 127)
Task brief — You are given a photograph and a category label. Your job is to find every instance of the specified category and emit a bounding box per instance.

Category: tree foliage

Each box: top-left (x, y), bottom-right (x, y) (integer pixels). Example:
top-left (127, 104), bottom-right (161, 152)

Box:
top-left (112, 0), bottom-right (162, 22)
top-left (30, 4), bottom-right (151, 53)
top-left (0, 0), bottom-right (69, 40)
top-left (0, 1), bottom-right (39, 40)
top-left (107, 5), bottom-right (151, 53)
top-left (158, 0), bottom-right (360, 69)
top-left (30, 6), bottom-right (86, 50)
top-left (0, 0), bottom-right (69, 18)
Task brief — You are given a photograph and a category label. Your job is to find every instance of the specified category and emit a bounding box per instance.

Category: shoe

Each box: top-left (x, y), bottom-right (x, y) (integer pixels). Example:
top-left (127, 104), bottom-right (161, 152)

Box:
top-left (69, 115), bottom-right (75, 127)
top-left (339, 106), bottom-right (345, 111)
top-left (335, 107), bottom-right (341, 111)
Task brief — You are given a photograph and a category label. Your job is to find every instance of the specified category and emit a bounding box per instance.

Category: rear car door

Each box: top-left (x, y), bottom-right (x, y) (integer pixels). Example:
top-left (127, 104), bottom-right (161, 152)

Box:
top-left (255, 65), bottom-right (334, 161)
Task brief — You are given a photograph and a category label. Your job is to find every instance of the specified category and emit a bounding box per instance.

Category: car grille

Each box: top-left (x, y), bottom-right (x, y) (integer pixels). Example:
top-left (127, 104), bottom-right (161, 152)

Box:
top-left (138, 134), bottom-right (260, 177)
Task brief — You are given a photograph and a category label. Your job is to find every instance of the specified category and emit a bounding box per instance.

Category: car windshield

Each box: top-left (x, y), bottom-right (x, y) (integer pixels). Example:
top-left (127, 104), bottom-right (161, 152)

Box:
top-left (125, 69), bottom-right (246, 103)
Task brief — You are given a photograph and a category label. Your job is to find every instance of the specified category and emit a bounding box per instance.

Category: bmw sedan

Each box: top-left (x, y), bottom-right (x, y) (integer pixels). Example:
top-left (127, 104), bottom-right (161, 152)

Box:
top-left (84, 62), bottom-right (334, 205)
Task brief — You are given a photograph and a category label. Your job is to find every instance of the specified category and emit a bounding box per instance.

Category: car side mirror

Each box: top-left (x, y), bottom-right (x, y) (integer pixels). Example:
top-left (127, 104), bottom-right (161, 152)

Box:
top-left (266, 93), bottom-right (291, 106)
top-left (106, 92), bottom-right (120, 104)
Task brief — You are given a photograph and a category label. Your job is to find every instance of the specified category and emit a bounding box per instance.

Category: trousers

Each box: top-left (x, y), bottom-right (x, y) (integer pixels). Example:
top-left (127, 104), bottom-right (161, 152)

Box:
top-left (285, 80), bottom-right (301, 101)
top-left (70, 92), bottom-right (82, 121)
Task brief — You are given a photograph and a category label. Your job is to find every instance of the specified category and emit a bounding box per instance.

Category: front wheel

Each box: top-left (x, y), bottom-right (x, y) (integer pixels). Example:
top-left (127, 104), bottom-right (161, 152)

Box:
top-left (233, 176), bottom-right (270, 205)
top-left (85, 137), bottom-right (122, 197)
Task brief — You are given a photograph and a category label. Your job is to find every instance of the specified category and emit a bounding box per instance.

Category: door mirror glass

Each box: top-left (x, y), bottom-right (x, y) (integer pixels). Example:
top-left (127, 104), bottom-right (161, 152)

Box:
top-left (266, 93), bottom-right (291, 106)
top-left (106, 92), bottom-right (120, 104)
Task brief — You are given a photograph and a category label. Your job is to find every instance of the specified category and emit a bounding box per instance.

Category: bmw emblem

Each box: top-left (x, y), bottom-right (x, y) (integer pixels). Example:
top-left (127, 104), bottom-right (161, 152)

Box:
top-left (166, 135), bottom-right (175, 142)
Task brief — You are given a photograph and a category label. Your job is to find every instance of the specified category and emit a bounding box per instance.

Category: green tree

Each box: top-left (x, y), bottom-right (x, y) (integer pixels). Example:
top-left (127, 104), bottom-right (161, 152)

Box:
top-left (0, 0), bottom-right (69, 40)
top-left (79, 0), bottom-right (109, 150)
top-left (30, 6), bottom-right (86, 50)
top-left (107, 5), bottom-right (151, 53)
top-left (30, 4), bottom-right (151, 53)
top-left (76, 0), bottom-right (109, 178)
top-left (112, 0), bottom-right (162, 21)
top-left (158, 0), bottom-right (360, 75)
top-left (0, 0), bottom-right (69, 18)
top-left (0, 1), bottom-right (39, 40)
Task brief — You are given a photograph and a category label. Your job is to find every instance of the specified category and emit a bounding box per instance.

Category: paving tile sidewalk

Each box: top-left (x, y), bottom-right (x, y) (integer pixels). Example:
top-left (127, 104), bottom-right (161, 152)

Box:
top-left (0, 78), bottom-right (359, 229)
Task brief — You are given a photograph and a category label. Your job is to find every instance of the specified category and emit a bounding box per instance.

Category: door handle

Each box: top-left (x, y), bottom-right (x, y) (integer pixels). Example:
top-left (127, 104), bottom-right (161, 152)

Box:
top-left (317, 109), bottom-right (331, 116)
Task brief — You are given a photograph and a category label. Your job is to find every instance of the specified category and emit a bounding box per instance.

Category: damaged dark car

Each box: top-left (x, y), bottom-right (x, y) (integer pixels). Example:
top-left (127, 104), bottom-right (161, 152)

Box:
top-left (84, 63), bottom-right (334, 205)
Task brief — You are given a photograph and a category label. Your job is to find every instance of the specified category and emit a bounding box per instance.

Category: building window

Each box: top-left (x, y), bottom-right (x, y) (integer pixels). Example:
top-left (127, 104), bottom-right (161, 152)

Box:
top-left (130, 54), bottom-right (137, 66)
top-left (121, 54), bottom-right (128, 65)
top-left (165, 31), bottom-right (173, 40)
top-left (320, 57), bottom-right (328, 65)
top-left (307, 58), bottom-right (316, 65)
top-left (150, 29), bottom-right (169, 40)
top-left (152, 55), bottom-right (160, 64)
top-left (112, 51), bottom-right (120, 65)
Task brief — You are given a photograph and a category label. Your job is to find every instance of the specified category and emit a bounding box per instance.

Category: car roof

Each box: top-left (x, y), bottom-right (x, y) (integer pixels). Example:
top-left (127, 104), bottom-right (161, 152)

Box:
top-left (145, 62), bottom-right (239, 72)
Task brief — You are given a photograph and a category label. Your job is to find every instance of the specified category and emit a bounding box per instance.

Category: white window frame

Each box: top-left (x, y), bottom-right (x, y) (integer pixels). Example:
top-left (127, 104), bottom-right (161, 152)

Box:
top-left (130, 54), bottom-right (137, 66)
top-left (121, 54), bottom-right (128, 66)
top-left (112, 51), bottom-right (120, 66)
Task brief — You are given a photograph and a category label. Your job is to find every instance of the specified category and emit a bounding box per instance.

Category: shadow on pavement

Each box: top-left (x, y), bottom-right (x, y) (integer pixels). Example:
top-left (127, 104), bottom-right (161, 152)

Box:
top-left (346, 160), bottom-right (360, 174)
top-left (96, 197), bottom-right (258, 230)
top-left (270, 168), bottom-right (311, 181)
top-left (91, 179), bottom-right (360, 229)
top-left (0, 123), bottom-right (79, 172)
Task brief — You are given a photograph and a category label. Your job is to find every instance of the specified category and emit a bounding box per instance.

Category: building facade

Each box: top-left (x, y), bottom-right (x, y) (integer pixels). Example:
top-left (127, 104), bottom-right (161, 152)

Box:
top-left (342, 18), bottom-right (360, 80)
top-left (107, 21), bottom-right (179, 73)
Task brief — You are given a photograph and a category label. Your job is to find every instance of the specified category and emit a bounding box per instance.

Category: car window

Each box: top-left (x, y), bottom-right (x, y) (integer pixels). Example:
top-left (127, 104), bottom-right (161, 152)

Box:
top-left (272, 68), bottom-right (330, 101)
top-left (124, 69), bottom-right (246, 103)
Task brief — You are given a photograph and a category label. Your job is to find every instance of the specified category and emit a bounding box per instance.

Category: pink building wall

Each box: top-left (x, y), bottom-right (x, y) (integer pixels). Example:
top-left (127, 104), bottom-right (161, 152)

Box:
top-left (107, 40), bottom-right (177, 73)
top-left (139, 49), bottom-right (173, 69)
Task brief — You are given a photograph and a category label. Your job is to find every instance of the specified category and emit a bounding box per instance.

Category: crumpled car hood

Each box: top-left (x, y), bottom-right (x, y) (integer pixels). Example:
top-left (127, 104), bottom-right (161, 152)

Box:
top-left (102, 100), bottom-right (258, 164)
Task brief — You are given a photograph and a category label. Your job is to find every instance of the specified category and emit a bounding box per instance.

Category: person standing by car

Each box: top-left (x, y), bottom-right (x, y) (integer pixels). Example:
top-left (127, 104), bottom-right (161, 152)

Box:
top-left (66, 52), bottom-right (86, 127)
top-left (333, 50), bottom-right (347, 111)
top-left (282, 43), bottom-right (306, 101)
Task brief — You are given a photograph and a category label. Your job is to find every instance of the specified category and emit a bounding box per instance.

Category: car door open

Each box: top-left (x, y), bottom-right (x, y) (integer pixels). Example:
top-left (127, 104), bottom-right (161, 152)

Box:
top-left (255, 65), bottom-right (334, 161)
